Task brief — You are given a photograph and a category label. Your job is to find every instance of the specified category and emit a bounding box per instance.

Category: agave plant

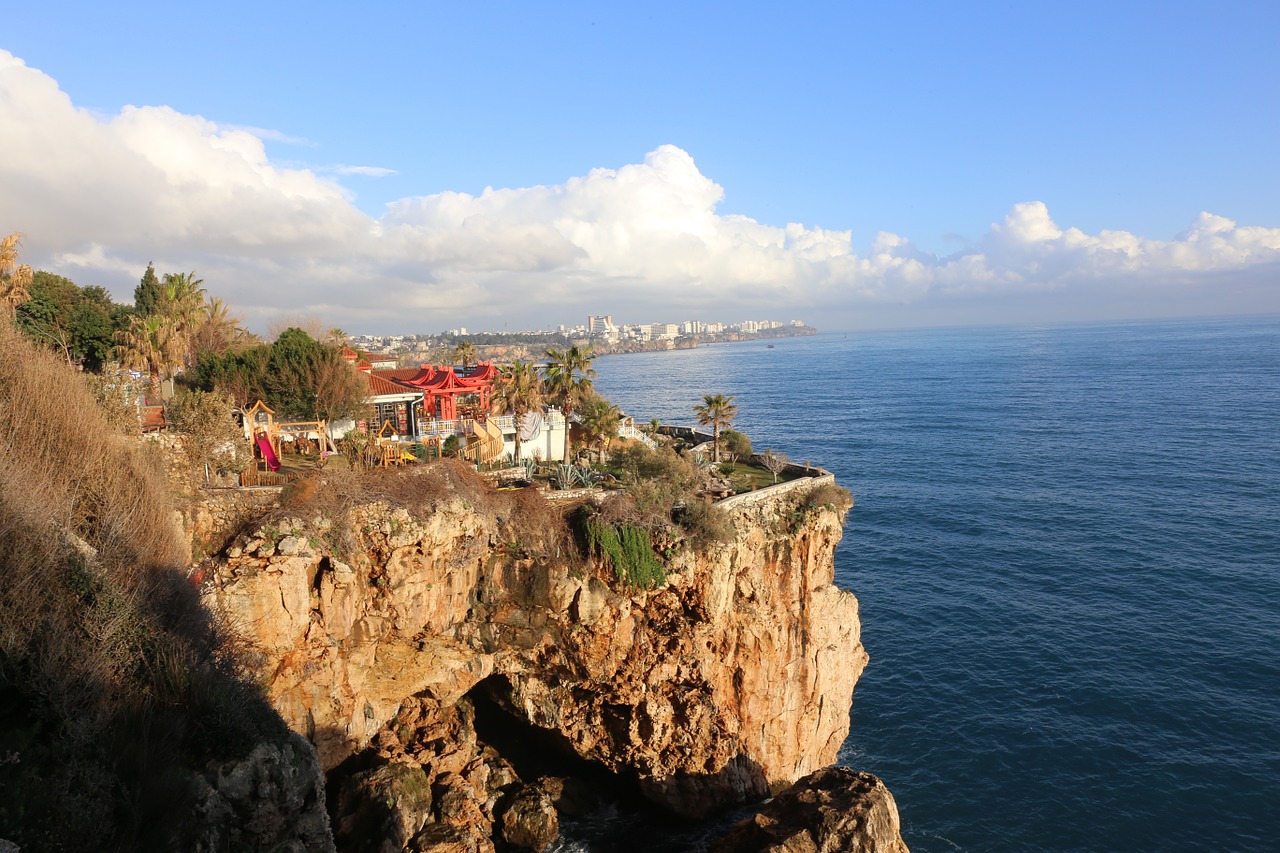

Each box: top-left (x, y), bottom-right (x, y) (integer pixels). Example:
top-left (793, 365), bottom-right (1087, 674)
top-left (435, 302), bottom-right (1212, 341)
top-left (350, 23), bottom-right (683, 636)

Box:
top-left (554, 463), bottom-right (577, 490)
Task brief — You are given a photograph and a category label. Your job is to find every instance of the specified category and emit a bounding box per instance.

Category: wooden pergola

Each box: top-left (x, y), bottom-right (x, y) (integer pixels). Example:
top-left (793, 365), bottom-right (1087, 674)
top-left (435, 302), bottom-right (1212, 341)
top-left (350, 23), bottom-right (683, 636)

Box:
top-left (398, 362), bottom-right (499, 421)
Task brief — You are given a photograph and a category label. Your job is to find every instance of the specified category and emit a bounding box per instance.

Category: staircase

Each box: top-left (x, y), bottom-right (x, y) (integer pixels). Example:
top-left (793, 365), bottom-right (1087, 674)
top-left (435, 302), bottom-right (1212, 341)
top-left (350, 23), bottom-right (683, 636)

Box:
top-left (465, 418), bottom-right (505, 465)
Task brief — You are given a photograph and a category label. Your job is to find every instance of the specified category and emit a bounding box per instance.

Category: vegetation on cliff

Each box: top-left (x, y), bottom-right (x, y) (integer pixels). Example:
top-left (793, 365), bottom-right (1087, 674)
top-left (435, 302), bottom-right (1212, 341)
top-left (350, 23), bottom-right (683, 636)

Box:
top-left (0, 323), bottom-right (288, 851)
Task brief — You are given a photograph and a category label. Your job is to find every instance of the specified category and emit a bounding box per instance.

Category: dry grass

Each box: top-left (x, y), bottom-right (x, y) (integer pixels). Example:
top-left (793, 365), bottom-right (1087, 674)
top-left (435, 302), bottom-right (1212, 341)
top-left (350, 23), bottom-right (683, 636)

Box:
top-left (0, 322), bottom-right (284, 850)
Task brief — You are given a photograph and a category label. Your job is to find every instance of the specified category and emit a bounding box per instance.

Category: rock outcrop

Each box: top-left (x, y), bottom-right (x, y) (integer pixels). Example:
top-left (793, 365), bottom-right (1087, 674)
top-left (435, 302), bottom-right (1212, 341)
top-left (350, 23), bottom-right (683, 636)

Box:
top-left (200, 464), bottom-right (868, 849)
top-left (191, 732), bottom-right (336, 853)
top-left (709, 766), bottom-right (909, 853)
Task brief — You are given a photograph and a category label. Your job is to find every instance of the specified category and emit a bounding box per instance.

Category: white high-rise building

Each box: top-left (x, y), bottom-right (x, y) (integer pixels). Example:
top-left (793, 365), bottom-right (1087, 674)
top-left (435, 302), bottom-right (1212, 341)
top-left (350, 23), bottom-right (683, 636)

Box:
top-left (587, 314), bottom-right (618, 341)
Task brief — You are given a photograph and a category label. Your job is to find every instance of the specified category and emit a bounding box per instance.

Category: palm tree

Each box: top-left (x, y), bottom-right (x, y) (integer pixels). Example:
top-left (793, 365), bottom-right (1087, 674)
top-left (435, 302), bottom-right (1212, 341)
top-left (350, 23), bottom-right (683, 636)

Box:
top-left (190, 296), bottom-right (251, 358)
top-left (493, 360), bottom-right (543, 461)
top-left (0, 233), bottom-right (34, 320)
top-left (453, 341), bottom-right (477, 368)
top-left (147, 270), bottom-right (207, 370)
top-left (159, 271), bottom-right (206, 329)
top-left (576, 394), bottom-right (621, 462)
top-left (542, 344), bottom-right (596, 462)
top-left (115, 313), bottom-right (184, 393)
top-left (694, 393), bottom-right (738, 463)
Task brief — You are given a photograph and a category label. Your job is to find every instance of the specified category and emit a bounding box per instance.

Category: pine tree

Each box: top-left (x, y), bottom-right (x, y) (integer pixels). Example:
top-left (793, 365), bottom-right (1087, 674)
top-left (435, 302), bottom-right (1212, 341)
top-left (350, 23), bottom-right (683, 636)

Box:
top-left (133, 262), bottom-right (163, 316)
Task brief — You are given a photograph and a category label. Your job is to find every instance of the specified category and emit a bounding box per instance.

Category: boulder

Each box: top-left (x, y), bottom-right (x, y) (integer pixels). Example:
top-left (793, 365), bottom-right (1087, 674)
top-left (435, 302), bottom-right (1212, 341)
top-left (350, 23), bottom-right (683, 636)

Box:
top-left (709, 766), bottom-right (909, 853)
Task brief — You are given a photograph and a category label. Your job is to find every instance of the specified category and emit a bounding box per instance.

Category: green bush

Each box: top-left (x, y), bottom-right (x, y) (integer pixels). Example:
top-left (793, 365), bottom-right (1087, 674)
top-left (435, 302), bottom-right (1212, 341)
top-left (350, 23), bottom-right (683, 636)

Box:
top-left (585, 518), bottom-right (667, 590)
top-left (680, 498), bottom-right (735, 546)
top-left (721, 429), bottom-right (752, 461)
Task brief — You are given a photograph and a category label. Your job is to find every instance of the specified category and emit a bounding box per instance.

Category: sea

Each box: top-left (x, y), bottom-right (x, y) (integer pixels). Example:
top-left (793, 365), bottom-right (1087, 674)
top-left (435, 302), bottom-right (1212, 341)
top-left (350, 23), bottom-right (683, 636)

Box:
top-left (572, 315), bottom-right (1280, 853)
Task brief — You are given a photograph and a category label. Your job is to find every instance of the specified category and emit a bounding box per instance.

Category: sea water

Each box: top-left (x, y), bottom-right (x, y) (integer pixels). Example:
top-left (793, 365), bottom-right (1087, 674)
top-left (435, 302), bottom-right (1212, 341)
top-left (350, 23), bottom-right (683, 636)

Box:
top-left (584, 316), bottom-right (1280, 853)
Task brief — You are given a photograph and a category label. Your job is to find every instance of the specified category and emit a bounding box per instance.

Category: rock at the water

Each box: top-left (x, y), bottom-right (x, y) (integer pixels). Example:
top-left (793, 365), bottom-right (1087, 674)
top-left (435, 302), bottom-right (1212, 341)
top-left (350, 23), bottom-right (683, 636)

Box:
top-left (709, 766), bottom-right (909, 853)
top-left (500, 783), bottom-right (560, 851)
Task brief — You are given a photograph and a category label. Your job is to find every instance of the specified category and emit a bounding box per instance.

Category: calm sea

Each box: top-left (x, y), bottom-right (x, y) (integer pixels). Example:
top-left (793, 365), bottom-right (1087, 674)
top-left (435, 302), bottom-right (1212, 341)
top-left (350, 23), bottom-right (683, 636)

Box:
top-left (586, 316), bottom-right (1280, 853)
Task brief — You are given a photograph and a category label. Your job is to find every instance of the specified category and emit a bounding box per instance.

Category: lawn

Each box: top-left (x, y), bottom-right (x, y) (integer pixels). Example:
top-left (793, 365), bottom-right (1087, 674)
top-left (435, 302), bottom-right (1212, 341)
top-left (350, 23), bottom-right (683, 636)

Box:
top-left (717, 461), bottom-right (803, 494)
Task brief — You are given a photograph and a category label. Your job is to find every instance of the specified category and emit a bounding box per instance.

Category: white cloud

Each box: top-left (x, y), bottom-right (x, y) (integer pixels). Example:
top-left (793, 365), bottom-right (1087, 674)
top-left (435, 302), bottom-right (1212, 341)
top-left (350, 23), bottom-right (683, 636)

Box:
top-left (331, 165), bottom-right (398, 177)
top-left (219, 124), bottom-right (316, 147)
top-left (2, 49), bottom-right (1278, 333)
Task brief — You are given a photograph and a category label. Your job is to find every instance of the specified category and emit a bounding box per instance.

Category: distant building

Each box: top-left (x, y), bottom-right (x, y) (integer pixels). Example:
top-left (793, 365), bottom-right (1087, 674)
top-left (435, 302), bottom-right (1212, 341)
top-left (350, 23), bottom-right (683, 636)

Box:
top-left (653, 323), bottom-right (679, 340)
top-left (587, 314), bottom-right (618, 342)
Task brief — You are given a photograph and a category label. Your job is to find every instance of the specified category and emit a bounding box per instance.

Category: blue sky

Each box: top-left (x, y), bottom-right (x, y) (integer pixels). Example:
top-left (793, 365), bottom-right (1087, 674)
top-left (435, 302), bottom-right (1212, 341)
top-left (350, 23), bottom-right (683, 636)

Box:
top-left (4, 1), bottom-right (1278, 333)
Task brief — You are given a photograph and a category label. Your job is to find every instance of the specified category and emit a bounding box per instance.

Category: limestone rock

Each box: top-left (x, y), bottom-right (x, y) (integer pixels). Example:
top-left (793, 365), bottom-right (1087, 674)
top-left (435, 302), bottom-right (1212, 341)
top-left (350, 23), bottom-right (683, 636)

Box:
top-left (199, 468), bottom-right (871, 846)
top-left (709, 766), bottom-right (909, 853)
top-left (499, 783), bottom-right (559, 851)
top-left (190, 731), bottom-right (335, 853)
top-left (332, 762), bottom-right (434, 852)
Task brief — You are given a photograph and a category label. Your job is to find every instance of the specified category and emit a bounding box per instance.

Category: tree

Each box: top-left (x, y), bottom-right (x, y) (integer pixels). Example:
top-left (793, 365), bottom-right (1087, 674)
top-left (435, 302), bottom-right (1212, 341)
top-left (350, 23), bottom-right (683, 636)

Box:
top-left (188, 296), bottom-right (252, 359)
top-left (721, 429), bottom-right (752, 463)
top-left (157, 271), bottom-right (207, 368)
top-left (542, 344), bottom-right (596, 462)
top-left (694, 393), bottom-right (738, 463)
top-left (16, 272), bottom-right (125, 369)
top-left (311, 348), bottom-right (371, 433)
top-left (128, 266), bottom-right (211, 372)
top-left (452, 340), bottom-right (477, 368)
top-left (265, 315), bottom-right (326, 342)
top-left (493, 360), bottom-right (543, 461)
top-left (132, 262), bottom-right (163, 315)
top-left (0, 233), bottom-right (34, 320)
top-left (195, 327), bottom-right (369, 427)
top-left (167, 390), bottom-right (249, 483)
top-left (577, 393), bottom-right (622, 461)
top-left (193, 347), bottom-right (270, 413)
top-left (114, 313), bottom-right (184, 392)
top-left (264, 327), bottom-right (326, 419)
top-left (759, 447), bottom-right (789, 484)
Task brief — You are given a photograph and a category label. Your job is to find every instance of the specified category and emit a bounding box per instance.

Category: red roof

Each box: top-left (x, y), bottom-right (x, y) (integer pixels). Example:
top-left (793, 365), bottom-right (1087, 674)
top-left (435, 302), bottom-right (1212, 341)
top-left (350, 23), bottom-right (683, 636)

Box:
top-left (365, 371), bottom-right (419, 397)
top-left (399, 361), bottom-right (498, 393)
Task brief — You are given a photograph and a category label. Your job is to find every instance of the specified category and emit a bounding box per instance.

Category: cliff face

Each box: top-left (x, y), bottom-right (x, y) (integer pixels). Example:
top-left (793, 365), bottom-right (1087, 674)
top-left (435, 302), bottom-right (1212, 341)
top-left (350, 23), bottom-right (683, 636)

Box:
top-left (200, 467), bottom-right (870, 848)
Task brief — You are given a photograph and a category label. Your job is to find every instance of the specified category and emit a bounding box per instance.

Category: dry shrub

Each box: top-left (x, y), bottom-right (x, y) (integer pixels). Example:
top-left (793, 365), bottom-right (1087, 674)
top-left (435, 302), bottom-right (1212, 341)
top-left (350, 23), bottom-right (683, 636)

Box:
top-left (802, 481), bottom-right (854, 515)
top-left (607, 444), bottom-right (705, 530)
top-left (785, 481), bottom-right (855, 534)
top-left (275, 459), bottom-right (576, 565)
top-left (167, 388), bottom-right (248, 484)
top-left (0, 322), bottom-right (284, 850)
top-left (0, 323), bottom-right (184, 571)
top-left (84, 360), bottom-right (147, 435)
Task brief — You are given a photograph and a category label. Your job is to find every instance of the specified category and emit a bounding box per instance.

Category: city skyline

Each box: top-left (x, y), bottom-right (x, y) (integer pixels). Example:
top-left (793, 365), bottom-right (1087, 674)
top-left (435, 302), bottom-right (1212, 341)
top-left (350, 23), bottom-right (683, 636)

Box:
top-left (4, 3), bottom-right (1279, 334)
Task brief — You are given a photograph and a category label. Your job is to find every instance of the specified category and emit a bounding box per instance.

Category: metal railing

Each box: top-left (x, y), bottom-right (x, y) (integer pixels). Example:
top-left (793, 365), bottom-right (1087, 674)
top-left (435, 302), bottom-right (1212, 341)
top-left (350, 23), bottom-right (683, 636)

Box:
top-left (617, 421), bottom-right (658, 449)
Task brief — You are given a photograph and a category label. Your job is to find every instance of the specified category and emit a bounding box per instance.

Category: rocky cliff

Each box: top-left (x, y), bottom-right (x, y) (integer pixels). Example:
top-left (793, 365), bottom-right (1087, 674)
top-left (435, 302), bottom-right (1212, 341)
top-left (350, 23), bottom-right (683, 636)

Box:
top-left (197, 462), bottom-right (889, 851)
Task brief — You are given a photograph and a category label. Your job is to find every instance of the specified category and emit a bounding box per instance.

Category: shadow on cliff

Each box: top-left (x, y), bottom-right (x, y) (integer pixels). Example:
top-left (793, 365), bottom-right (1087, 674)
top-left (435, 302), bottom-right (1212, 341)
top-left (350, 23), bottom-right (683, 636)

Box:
top-left (471, 674), bottom-right (773, 850)
top-left (0, 323), bottom-right (294, 851)
top-left (318, 673), bottom-right (772, 853)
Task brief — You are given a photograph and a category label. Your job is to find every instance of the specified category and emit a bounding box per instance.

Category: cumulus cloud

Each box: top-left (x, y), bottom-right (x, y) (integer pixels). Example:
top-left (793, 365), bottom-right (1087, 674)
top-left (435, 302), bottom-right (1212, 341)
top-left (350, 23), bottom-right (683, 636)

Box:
top-left (2, 49), bottom-right (1277, 333)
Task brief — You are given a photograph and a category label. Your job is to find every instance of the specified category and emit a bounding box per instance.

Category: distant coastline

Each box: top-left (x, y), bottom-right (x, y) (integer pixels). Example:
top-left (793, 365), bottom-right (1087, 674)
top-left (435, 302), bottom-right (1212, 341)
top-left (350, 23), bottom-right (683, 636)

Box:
top-left (592, 324), bottom-right (818, 357)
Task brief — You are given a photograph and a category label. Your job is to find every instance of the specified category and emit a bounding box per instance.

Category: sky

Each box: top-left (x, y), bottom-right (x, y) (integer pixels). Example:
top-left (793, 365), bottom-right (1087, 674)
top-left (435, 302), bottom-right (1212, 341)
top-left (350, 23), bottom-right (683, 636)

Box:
top-left (3, 1), bottom-right (1279, 334)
